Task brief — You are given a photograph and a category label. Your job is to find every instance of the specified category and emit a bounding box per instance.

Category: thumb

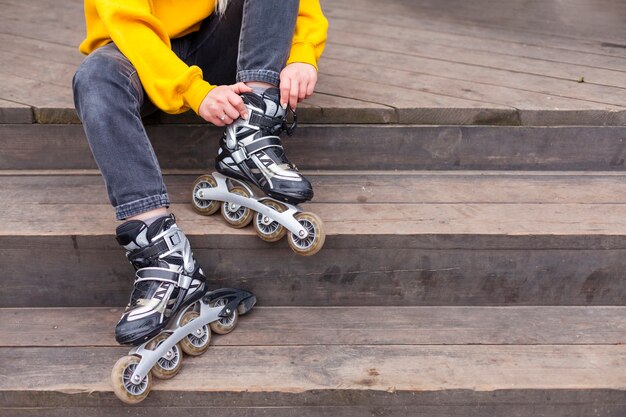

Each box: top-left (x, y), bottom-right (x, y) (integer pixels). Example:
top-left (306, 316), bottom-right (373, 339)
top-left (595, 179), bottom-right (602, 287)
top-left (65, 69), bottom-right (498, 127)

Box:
top-left (230, 82), bottom-right (253, 94)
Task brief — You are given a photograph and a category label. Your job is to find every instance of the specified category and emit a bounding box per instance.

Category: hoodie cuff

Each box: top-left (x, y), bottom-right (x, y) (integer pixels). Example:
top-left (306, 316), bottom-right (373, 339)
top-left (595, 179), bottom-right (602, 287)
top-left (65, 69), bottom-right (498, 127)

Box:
top-left (182, 77), bottom-right (215, 114)
top-left (287, 42), bottom-right (319, 70)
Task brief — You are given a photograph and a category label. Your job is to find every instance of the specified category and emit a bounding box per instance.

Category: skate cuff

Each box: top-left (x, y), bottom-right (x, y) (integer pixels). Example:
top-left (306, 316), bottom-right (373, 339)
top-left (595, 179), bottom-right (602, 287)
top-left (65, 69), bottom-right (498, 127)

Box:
top-left (231, 136), bottom-right (282, 163)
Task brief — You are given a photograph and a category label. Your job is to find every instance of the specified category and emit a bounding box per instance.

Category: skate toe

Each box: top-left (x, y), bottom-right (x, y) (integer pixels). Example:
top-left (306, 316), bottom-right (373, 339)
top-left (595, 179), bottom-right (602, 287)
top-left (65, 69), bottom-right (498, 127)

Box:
top-left (115, 314), bottom-right (162, 345)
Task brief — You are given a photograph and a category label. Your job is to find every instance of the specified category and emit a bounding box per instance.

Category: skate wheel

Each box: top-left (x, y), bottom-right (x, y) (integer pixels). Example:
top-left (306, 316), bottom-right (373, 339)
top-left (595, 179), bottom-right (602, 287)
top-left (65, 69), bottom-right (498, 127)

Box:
top-left (253, 200), bottom-right (287, 242)
top-left (210, 297), bottom-right (239, 335)
top-left (287, 212), bottom-right (325, 256)
top-left (192, 174), bottom-right (220, 216)
top-left (180, 310), bottom-right (211, 356)
top-left (221, 186), bottom-right (253, 228)
top-left (111, 355), bottom-right (152, 404)
top-left (147, 333), bottom-right (183, 380)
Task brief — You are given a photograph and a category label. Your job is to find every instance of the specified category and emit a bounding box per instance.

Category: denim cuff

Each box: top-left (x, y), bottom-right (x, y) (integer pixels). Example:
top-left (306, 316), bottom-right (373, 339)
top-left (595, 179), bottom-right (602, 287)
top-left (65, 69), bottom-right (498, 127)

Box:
top-left (115, 194), bottom-right (170, 221)
top-left (237, 69), bottom-right (280, 86)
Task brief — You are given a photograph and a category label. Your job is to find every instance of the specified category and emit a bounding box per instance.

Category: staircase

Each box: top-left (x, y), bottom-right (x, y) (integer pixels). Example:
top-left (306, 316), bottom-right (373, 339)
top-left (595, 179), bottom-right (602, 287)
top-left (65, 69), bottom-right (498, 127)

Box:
top-left (1, 117), bottom-right (626, 415)
top-left (2, 0), bottom-right (626, 415)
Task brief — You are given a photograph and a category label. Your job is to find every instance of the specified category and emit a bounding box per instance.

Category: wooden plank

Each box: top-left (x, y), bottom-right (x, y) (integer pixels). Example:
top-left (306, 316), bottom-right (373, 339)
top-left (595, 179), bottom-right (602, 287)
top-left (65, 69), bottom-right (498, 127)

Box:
top-left (0, 33), bottom-right (83, 67)
top-left (1, 345), bottom-right (624, 395)
top-left (1, 306), bottom-right (624, 347)
top-left (316, 72), bottom-right (512, 109)
top-left (0, 99), bottom-right (32, 124)
top-left (2, 234), bottom-right (626, 307)
top-left (0, 4), bottom-right (84, 48)
top-left (322, 44), bottom-right (626, 108)
top-left (4, 124), bottom-right (626, 171)
top-left (328, 29), bottom-right (626, 90)
top-left (320, 57), bottom-right (625, 126)
top-left (0, 49), bottom-right (78, 88)
top-left (325, 1), bottom-right (626, 54)
top-left (3, 403), bottom-right (626, 417)
top-left (328, 17), bottom-right (626, 73)
top-left (0, 73), bottom-right (74, 109)
top-left (6, 200), bottom-right (626, 237)
top-left (7, 171), bottom-right (626, 205)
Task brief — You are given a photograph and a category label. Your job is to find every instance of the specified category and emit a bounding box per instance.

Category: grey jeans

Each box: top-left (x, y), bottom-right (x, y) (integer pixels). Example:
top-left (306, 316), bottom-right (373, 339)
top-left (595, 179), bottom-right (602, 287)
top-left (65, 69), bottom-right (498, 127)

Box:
top-left (73, 0), bottom-right (298, 220)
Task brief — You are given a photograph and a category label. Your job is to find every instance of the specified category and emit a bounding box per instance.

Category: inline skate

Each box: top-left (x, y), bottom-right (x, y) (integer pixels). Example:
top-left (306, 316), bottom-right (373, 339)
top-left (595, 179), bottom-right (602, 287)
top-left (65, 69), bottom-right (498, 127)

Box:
top-left (111, 214), bottom-right (256, 404)
top-left (191, 88), bottom-right (325, 256)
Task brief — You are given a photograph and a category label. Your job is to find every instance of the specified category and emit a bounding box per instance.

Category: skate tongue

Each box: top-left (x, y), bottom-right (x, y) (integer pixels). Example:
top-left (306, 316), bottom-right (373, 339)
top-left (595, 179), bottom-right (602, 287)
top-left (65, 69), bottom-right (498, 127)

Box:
top-left (116, 220), bottom-right (150, 250)
top-left (146, 214), bottom-right (176, 241)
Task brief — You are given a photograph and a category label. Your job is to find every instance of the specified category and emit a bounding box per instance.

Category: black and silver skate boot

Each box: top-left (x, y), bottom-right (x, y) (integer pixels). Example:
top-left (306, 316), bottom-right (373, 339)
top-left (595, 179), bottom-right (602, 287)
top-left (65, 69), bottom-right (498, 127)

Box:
top-left (216, 87), bottom-right (313, 205)
top-left (114, 214), bottom-right (207, 345)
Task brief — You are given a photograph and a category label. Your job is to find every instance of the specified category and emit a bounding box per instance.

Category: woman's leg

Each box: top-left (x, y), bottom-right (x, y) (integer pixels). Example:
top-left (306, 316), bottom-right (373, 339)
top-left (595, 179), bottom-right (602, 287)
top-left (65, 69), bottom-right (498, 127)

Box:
top-left (72, 43), bottom-right (169, 221)
top-left (183, 0), bottom-right (299, 87)
top-left (73, 43), bottom-right (205, 346)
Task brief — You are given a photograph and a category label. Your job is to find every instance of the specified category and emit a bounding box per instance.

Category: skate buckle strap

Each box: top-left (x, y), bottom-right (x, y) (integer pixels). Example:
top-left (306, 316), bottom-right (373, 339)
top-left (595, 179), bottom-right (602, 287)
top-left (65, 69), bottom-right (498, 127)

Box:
top-left (128, 229), bottom-right (184, 266)
top-left (231, 136), bottom-right (283, 163)
top-left (128, 239), bottom-right (169, 265)
top-left (249, 111), bottom-right (282, 131)
top-left (135, 267), bottom-right (179, 285)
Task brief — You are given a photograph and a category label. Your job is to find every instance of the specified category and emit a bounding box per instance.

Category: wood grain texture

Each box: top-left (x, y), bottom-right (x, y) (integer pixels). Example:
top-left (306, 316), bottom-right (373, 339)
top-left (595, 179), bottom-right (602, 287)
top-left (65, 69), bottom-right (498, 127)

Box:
top-left (3, 124), bottom-right (626, 171)
top-left (3, 403), bottom-right (626, 417)
top-left (1, 306), bottom-right (624, 347)
top-left (1, 345), bottom-right (624, 394)
top-left (6, 171), bottom-right (626, 205)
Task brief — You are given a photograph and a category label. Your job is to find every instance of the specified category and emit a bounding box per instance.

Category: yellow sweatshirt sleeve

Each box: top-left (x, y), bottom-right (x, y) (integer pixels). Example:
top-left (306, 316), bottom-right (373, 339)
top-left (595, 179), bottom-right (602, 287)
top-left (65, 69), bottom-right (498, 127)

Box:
top-left (94, 0), bottom-right (213, 114)
top-left (288, 0), bottom-right (329, 70)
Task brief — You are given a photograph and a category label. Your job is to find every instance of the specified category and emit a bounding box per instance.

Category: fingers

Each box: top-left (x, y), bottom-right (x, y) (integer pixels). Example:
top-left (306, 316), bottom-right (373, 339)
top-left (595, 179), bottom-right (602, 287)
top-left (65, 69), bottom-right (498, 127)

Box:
top-left (230, 82), bottom-right (253, 95)
top-left (199, 84), bottom-right (251, 126)
top-left (289, 78), bottom-right (300, 109)
top-left (280, 63), bottom-right (318, 110)
top-left (280, 77), bottom-right (291, 110)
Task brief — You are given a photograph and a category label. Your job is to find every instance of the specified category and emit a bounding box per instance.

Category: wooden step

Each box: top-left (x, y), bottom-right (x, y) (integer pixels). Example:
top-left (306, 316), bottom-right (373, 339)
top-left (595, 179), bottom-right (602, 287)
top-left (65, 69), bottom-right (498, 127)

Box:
top-left (1, 306), bottom-right (624, 415)
top-left (2, 171), bottom-right (626, 307)
top-left (2, 124), bottom-right (626, 171)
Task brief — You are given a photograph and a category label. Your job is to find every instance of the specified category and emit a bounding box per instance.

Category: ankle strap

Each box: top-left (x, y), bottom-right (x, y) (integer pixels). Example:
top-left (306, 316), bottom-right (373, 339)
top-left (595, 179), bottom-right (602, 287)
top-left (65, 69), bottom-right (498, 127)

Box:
top-left (231, 136), bottom-right (283, 164)
top-left (248, 107), bottom-right (297, 136)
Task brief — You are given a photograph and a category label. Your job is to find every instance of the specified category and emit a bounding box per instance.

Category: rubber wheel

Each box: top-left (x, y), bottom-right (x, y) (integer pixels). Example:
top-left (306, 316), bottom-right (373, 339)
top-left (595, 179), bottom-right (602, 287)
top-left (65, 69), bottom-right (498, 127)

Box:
top-left (287, 212), bottom-right (325, 256)
top-left (111, 355), bottom-right (152, 404)
top-left (210, 297), bottom-right (239, 335)
top-left (221, 186), bottom-right (253, 228)
top-left (147, 333), bottom-right (183, 380)
top-left (180, 310), bottom-right (211, 356)
top-left (253, 200), bottom-right (287, 242)
top-left (192, 174), bottom-right (220, 215)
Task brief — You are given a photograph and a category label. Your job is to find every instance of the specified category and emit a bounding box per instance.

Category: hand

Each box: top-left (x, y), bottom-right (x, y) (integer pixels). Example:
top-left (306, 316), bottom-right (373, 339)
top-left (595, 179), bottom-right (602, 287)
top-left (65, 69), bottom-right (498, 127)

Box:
top-left (280, 63), bottom-right (318, 110)
top-left (198, 82), bottom-right (253, 126)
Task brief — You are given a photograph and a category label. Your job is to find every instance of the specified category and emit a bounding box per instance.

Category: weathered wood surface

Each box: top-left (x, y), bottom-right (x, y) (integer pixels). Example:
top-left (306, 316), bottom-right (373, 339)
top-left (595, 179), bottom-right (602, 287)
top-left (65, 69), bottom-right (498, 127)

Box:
top-left (2, 172), bottom-right (626, 306)
top-left (3, 402), bottom-right (626, 417)
top-left (326, 1), bottom-right (626, 54)
top-left (3, 124), bottom-right (626, 171)
top-left (7, 171), bottom-right (626, 205)
top-left (0, 100), bottom-right (32, 124)
top-left (5, 199), bottom-right (626, 237)
top-left (1, 0), bottom-right (625, 125)
top-left (1, 345), bottom-right (625, 395)
top-left (3, 236), bottom-right (626, 307)
top-left (1, 306), bottom-right (624, 347)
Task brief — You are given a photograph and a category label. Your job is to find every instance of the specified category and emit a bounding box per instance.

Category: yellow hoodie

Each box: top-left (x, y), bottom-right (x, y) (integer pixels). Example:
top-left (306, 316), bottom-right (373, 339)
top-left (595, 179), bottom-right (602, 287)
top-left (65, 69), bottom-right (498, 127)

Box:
top-left (79, 0), bottom-right (328, 114)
